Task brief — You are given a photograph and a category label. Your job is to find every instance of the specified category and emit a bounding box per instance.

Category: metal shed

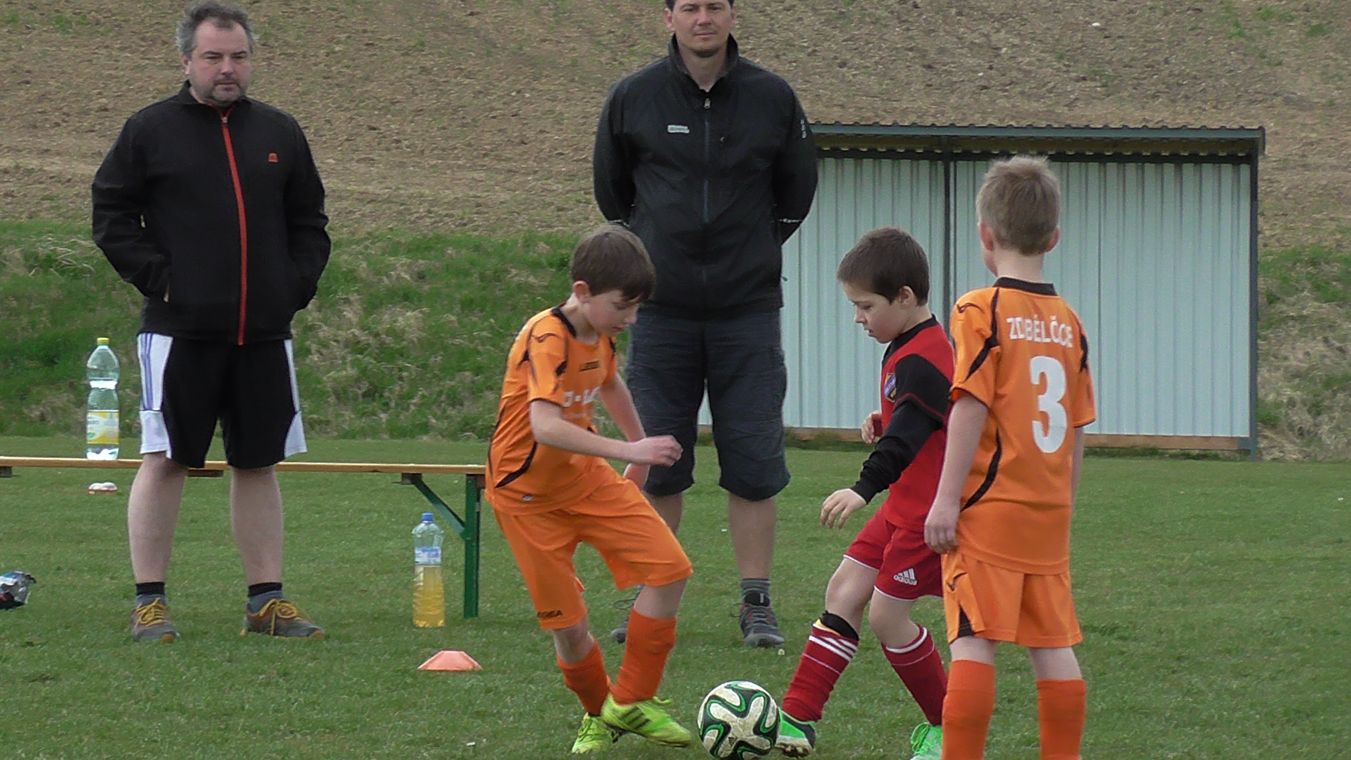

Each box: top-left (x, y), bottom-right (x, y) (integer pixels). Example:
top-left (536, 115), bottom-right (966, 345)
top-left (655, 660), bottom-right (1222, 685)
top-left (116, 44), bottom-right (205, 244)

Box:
top-left (775, 123), bottom-right (1265, 453)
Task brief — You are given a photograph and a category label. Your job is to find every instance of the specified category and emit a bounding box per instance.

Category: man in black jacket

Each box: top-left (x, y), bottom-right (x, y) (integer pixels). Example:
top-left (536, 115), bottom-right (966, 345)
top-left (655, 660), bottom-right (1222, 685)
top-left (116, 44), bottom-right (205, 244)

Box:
top-left (593, 0), bottom-right (817, 647)
top-left (92, 1), bottom-right (329, 643)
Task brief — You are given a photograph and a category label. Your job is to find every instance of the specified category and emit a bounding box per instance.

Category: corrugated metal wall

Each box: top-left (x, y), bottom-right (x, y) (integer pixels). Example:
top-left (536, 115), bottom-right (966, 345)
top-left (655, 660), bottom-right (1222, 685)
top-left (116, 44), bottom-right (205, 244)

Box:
top-left (708, 154), bottom-right (1253, 444)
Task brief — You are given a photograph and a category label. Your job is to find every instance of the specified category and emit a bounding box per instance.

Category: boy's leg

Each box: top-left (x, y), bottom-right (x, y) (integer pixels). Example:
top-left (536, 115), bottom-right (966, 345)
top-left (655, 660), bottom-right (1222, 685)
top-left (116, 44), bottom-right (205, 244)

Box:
top-left (871, 530), bottom-right (948, 733)
top-left (781, 557), bottom-right (872, 723)
top-left (871, 593), bottom-right (947, 728)
top-left (1021, 571), bottom-right (1085, 760)
top-left (1029, 648), bottom-right (1085, 760)
top-left (943, 638), bottom-right (998, 760)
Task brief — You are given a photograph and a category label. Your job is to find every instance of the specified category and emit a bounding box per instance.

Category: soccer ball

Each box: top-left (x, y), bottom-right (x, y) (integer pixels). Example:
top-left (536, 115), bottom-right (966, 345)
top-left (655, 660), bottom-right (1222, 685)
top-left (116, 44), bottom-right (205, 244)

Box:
top-left (696, 680), bottom-right (780, 759)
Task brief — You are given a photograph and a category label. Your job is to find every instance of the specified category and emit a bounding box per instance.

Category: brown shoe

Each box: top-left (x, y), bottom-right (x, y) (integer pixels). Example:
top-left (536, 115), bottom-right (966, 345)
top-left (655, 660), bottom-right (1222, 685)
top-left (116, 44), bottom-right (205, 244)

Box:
top-left (241, 598), bottom-right (325, 639)
top-left (130, 598), bottom-right (180, 643)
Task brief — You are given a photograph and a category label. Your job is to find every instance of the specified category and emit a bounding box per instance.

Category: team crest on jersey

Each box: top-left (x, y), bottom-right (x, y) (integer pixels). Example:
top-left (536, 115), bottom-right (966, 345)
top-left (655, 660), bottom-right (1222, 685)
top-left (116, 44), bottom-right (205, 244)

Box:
top-left (884, 371), bottom-right (898, 401)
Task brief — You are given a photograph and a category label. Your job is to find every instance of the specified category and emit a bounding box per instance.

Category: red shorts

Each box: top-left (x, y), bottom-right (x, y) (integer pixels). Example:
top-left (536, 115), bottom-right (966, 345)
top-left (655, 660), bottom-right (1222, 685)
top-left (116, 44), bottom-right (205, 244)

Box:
top-left (942, 550), bottom-right (1081, 648)
top-left (844, 510), bottom-right (942, 601)
top-left (491, 475), bottom-right (692, 630)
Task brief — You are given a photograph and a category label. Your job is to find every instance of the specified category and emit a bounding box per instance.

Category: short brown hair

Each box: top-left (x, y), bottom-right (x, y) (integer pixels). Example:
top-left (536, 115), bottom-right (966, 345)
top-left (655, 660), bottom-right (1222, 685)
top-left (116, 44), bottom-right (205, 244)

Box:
top-left (976, 155), bottom-right (1061, 255)
top-left (177, 1), bottom-right (255, 56)
top-left (571, 224), bottom-right (656, 302)
top-left (836, 227), bottom-right (930, 304)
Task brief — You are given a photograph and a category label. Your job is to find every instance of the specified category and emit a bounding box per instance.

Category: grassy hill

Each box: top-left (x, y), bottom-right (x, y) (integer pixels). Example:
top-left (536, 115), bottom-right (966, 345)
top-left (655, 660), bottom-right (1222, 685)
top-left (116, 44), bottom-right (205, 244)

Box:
top-left (1, 1), bottom-right (1347, 458)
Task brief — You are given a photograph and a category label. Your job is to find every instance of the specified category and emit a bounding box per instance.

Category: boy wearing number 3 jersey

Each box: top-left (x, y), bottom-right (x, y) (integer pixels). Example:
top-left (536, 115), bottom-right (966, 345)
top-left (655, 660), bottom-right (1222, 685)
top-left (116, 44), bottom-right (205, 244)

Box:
top-left (924, 156), bottom-right (1096, 760)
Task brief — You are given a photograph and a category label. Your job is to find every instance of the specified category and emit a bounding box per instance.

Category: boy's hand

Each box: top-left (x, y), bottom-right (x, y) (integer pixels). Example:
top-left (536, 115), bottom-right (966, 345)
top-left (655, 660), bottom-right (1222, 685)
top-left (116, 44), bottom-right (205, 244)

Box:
top-left (861, 410), bottom-right (883, 444)
top-left (627, 435), bottom-right (682, 467)
top-left (820, 488), bottom-right (866, 529)
top-left (622, 463), bottom-right (650, 489)
top-left (924, 498), bottom-right (960, 553)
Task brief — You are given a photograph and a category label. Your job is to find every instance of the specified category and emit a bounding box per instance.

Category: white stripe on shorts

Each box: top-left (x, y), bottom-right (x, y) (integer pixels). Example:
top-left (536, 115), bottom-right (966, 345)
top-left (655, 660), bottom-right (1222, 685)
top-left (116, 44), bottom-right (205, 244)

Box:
top-left (282, 339), bottom-right (307, 458)
top-left (137, 333), bottom-right (174, 458)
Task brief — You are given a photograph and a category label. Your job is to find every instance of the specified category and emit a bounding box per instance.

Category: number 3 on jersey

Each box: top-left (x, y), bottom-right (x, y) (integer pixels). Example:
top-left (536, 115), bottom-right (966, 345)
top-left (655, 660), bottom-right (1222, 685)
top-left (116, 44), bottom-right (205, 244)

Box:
top-left (1029, 356), bottom-right (1068, 453)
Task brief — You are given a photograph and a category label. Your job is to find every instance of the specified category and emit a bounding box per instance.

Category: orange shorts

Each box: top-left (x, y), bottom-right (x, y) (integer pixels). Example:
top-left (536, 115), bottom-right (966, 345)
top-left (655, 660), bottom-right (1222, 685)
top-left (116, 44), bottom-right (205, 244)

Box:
top-left (491, 476), bottom-right (692, 631)
top-left (941, 551), bottom-right (1081, 648)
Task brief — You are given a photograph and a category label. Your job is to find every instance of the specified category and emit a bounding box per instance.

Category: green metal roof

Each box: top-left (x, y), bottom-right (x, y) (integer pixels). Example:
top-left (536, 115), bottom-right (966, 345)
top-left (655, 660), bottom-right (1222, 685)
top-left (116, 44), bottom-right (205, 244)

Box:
top-left (811, 123), bottom-right (1265, 158)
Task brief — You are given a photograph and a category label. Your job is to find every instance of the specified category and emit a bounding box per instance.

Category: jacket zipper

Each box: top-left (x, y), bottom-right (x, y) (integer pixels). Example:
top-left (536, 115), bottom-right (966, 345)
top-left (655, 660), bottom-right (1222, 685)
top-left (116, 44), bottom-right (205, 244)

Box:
top-left (218, 109), bottom-right (249, 345)
top-left (702, 96), bottom-right (711, 225)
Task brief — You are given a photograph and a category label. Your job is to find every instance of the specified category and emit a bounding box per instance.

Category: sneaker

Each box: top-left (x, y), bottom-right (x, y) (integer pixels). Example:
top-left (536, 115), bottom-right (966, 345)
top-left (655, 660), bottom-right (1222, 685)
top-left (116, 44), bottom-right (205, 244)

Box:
top-left (739, 599), bottom-right (784, 647)
top-left (599, 694), bottom-right (692, 747)
top-left (241, 598), bottom-right (325, 639)
top-left (130, 598), bottom-right (179, 643)
top-left (571, 713), bottom-right (621, 754)
top-left (775, 711), bottom-right (817, 757)
top-left (908, 722), bottom-right (942, 760)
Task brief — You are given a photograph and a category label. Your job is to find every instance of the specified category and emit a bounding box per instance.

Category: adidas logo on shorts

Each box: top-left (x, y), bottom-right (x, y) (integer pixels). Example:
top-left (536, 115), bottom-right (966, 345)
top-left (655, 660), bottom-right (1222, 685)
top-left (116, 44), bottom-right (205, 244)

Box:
top-left (892, 568), bottom-right (918, 586)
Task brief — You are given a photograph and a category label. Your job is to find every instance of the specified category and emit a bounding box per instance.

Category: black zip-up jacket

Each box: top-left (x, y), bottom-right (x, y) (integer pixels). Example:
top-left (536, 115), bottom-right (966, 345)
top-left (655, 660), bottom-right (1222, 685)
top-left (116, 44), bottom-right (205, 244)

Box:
top-left (92, 83), bottom-right (330, 344)
top-left (593, 36), bottom-right (818, 319)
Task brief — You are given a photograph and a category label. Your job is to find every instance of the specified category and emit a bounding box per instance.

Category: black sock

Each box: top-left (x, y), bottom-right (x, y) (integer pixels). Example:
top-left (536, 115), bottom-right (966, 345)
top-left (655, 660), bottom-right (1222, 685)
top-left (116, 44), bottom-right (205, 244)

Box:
top-left (135, 582), bottom-right (166, 606)
top-left (247, 582), bottom-right (283, 612)
top-left (740, 577), bottom-right (772, 606)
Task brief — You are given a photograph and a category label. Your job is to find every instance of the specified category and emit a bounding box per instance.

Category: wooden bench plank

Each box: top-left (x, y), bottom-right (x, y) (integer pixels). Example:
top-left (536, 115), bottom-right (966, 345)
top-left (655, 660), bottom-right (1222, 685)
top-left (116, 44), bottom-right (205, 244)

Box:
top-left (0, 456), bottom-right (483, 475)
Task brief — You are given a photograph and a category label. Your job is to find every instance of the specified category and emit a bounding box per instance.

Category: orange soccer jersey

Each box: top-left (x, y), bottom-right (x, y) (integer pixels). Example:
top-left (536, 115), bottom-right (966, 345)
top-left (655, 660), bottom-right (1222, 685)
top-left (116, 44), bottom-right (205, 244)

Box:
top-left (487, 306), bottom-right (619, 513)
top-left (949, 278), bottom-right (1096, 574)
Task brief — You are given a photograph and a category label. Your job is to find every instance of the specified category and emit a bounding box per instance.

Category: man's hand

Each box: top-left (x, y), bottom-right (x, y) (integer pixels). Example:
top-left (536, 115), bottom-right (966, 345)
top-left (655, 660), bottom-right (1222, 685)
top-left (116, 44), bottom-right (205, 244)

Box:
top-left (924, 498), bottom-right (960, 553)
top-left (820, 488), bottom-right (866, 529)
top-left (861, 410), bottom-right (883, 444)
top-left (626, 435), bottom-right (682, 467)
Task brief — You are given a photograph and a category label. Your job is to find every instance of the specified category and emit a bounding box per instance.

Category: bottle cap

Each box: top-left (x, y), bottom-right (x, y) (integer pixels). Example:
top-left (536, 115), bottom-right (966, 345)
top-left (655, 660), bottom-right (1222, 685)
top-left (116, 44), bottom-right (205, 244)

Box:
top-left (422, 512), bottom-right (434, 522)
top-left (97, 337), bottom-right (110, 346)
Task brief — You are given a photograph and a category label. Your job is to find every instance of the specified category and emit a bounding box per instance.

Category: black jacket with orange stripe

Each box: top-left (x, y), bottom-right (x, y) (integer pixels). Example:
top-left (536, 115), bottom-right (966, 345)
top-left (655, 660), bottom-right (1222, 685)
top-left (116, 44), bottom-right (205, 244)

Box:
top-left (92, 82), bottom-right (330, 344)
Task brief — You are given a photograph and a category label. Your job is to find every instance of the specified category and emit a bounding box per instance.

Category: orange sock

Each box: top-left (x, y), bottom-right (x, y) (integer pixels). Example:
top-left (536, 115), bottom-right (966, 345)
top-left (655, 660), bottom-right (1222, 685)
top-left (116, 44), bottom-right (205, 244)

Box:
top-left (1037, 679), bottom-right (1086, 760)
top-left (610, 609), bottom-right (676, 705)
top-left (558, 641), bottom-right (610, 715)
top-left (941, 660), bottom-right (996, 760)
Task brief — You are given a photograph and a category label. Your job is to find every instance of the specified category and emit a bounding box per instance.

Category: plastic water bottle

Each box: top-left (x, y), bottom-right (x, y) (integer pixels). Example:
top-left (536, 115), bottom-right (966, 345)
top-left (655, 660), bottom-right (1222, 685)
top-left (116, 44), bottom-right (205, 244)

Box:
top-left (412, 512), bottom-right (446, 628)
top-left (85, 337), bottom-right (119, 460)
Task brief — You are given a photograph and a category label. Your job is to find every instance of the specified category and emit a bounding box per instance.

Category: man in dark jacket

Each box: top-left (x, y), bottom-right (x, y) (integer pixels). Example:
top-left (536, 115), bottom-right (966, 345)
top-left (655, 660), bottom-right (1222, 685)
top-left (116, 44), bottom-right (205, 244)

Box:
top-left (92, 1), bottom-right (329, 643)
top-left (593, 0), bottom-right (818, 647)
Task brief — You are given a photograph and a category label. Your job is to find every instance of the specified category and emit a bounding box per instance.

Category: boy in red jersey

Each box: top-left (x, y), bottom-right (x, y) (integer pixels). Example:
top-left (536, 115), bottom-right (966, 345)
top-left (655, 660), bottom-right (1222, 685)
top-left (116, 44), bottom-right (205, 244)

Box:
top-left (486, 224), bottom-right (694, 754)
top-left (925, 156), bottom-right (1096, 760)
top-left (776, 228), bottom-right (952, 760)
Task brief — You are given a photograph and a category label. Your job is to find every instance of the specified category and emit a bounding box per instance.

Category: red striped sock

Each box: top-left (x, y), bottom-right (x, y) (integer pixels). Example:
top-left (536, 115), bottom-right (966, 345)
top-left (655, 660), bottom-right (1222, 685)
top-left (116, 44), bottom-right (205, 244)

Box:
top-left (883, 626), bottom-right (947, 725)
top-left (781, 618), bottom-right (860, 722)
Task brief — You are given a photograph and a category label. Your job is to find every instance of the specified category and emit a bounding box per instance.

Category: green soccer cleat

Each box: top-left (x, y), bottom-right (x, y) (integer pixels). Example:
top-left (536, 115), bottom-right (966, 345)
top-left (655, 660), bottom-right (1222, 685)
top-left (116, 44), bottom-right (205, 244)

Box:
top-left (571, 714), bottom-right (621, 754)
top-left (599, 694), bottom-right (692, 747)
top-left (775, 711), bottom-right (817, 757)
top-left (908, 722), bottom-right (942, 760)
top-left (130, 598), bottom-right (179, 643)
top-left (241, 598), bottom-right (325, 639)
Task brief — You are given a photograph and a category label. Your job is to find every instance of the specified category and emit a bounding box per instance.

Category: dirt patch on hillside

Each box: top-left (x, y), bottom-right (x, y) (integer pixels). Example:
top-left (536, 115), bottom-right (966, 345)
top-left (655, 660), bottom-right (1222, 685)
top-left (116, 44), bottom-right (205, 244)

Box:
top-left (1, 0), bottom-right (1347, 457)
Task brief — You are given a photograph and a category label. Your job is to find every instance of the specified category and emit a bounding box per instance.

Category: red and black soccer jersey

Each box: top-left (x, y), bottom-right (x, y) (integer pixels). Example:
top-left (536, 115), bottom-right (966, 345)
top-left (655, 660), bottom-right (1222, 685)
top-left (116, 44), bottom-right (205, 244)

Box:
top-left (849, 317), bottom-right (955, 530)
top-left (486, 306), bottom-right (619, 514)
top-left (949, 278), bottom-right (1096, 573)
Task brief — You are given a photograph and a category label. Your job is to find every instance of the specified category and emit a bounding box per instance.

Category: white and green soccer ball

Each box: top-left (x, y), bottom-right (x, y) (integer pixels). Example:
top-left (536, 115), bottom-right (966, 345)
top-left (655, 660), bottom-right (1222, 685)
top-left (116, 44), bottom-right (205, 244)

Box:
top-left (695, 679), bottom-right (780, 759)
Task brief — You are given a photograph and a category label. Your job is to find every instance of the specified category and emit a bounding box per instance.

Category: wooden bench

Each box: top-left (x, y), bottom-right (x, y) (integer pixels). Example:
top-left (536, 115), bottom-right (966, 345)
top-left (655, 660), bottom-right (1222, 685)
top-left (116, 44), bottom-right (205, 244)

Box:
top-left (0, 456), bottom-right (488, 619)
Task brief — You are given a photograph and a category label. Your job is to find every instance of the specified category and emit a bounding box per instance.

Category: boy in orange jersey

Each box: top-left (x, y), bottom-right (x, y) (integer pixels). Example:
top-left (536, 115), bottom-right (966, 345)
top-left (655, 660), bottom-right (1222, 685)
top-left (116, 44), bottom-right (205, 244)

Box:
top-left (486, 224), bottom-right (694, 754)
top-left (775, 228), bottom-right (951, 760)
top-left (925, 156), bottom-right (1096, 760)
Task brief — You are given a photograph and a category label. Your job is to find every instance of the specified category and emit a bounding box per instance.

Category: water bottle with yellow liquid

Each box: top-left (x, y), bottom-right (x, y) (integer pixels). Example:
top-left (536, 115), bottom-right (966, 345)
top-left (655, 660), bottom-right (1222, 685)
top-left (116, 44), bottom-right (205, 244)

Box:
top-left (412, 512), bottom-right (445, 627)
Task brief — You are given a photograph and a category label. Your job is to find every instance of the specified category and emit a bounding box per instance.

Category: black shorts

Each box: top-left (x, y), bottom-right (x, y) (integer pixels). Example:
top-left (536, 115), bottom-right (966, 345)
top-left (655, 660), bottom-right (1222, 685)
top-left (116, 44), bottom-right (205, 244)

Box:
top-left (137, 333), bottom-right (307, 469)
top-left (626, 310), bottom-right (789, 501)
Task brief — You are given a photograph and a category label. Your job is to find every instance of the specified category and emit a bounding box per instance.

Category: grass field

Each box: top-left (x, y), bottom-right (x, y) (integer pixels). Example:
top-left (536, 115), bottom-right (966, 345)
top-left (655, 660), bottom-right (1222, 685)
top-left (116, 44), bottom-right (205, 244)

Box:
top-left (0, 436), bottom-right (1346, 758)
